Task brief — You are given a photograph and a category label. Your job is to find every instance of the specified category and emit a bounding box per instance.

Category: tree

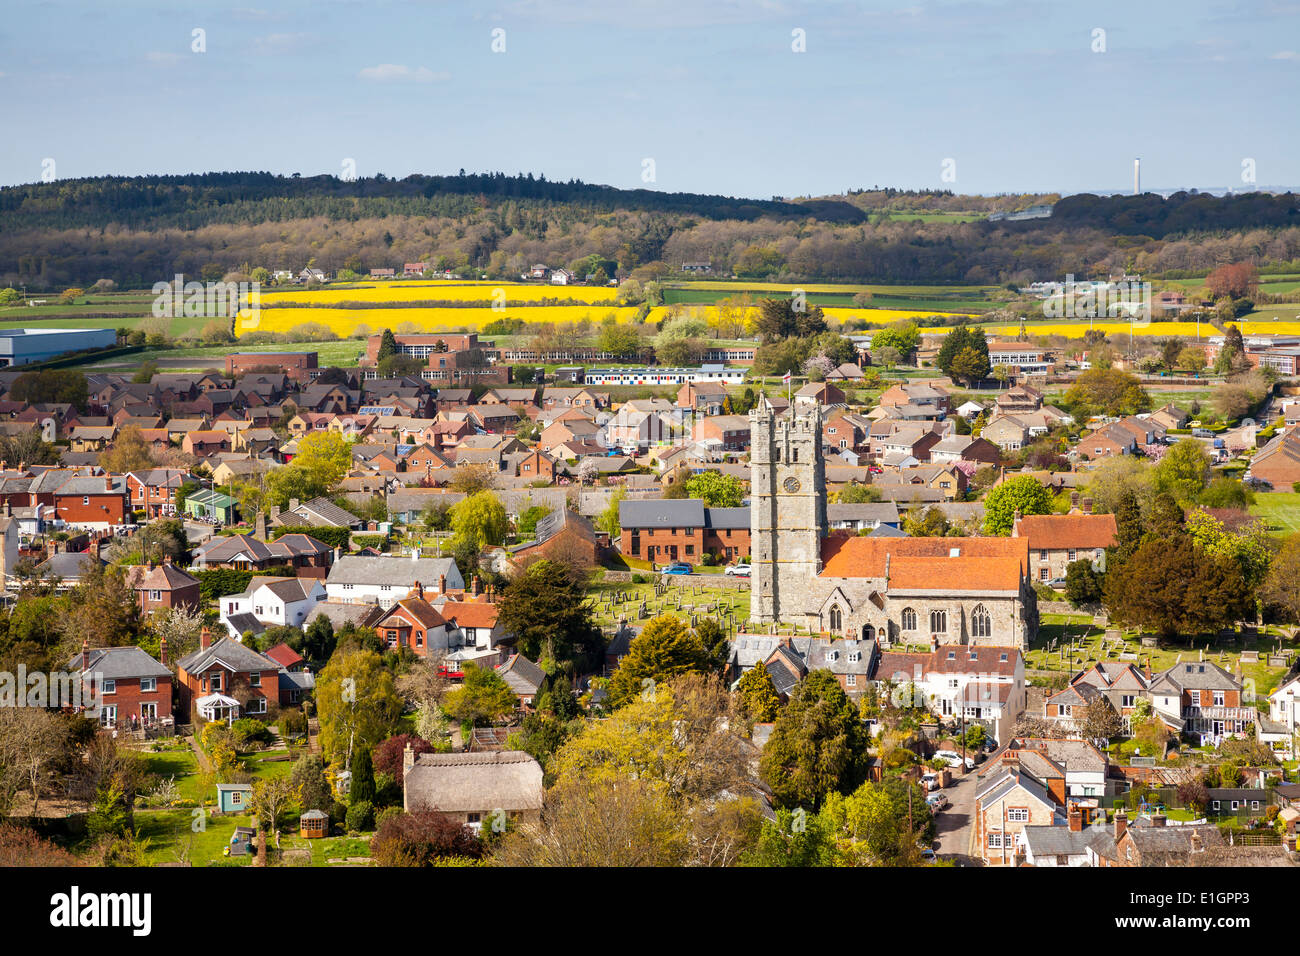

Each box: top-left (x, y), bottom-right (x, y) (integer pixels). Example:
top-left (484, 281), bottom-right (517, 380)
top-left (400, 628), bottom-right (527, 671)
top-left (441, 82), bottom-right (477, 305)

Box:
top-left (250, 777), bottom-right (298, 836)
top-left (950, 346), bottom-right (990, 386)
top-left (936, 324), bottom-right (989, 381)
top-left (597, 487), bottom-right (626, 537)
top-left (447, 462), bottom-right (498, 496)
top-left (1079, 697), bottom-right (1124, 743)
top-left (349, 747), bottom-right (376, 805)
top-left (377, 329), bottom-right (399, 363)
top-left (442, 662), bottom-right (517, 727)
top-left (316, 646), bottom-right (404, 767)
top-left (736, 664), bottom-right (781, 723)
top-left (684, 471), bottom-right (744, 508)
top-left (869, 321), bottom-right (920, 355)
top-left (496, 560), bottom-right (602, 673)
top-left (1103, 535), bottom-right (1252, 638)
top-left (606, 614), bottom-right (710, 708)
top-left (983, 475), bottom-right (1053, 535)
top-left (1205, 263), bottom-right (1258, 300)
top-left (374, 734), bottom-right (438, 785)
top-left (377, 354), bottom-right (425, 378)
top-left (1063, 368), bottom-right (1150, 417)
top-left (449, 491), bottom-right (508, 552)
top-left (760, 670), bottom-right (870, 810)
top-left (1154, 438), bottom-right (1210, 503)
top-left (264, 430), bottom-right (351, 508)
top-left (740, 807), bottom-right (839, 867)
top-left (290, 754), bottom-right (332, 811)
top-left (821, 777), bottom-right (934, 865)
top-left (372, 811), bottom-right (483, 866)
top-left (1064, 558), bottom-right (1103, 606)
top-left (1184, 509), bottom-right (1274, 589)
top-left (754, 298), bottom-right (826, 343)
top-left (1260, 533), bottom-right (1300, 625)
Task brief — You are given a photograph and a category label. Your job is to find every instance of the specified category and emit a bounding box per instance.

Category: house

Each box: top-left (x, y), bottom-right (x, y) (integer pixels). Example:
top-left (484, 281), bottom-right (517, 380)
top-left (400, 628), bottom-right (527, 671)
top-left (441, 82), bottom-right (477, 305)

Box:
top-left (69, 643), bottom-right (173, 729)
top-left (1150, 659), bottom-right (1254, 744)
top-left (1247, 427), bottom-right (1300, 488)
top-left (496, 654), bottom-right (546, 707)
top-left (508, 508), bottom-right (603, 569)
top-left (980, 415), bottom-right (1030, 452)
top-left (124, 558), bottom-right (202, 616)
top-left (52, 474), bottom-right (131, 529)
top-left (927, 435), bottom-right (1000, 467)
top-left (824, 501), bottom-right (901, 533)
top-left (1268, 669), bottom-right (1300, 738)
top-left (192, 532), bottom-right (332, 572)
top-left (370, 583), bottom-right (454, 656)
top-left (182, 430), bottom-right (233, 458)
top-left (176, 629), bottom-right (283, 719)
top-left (974, 766), bottom-right (1066, 865)
top-left (1110, 816), bottom-right (1294, 867)
top-left (435, 595), bottom-right (506, 651)
top-left (218, 576), bottom-right (327, 640)
top-left (692, 414), bottom-right (751, 452)
top-left (273, 496), bottom-right (364, 531)
top-left (182, 488), bottom-right (239, 525)
top-left (1020, 811), bottom-right (1119, 867)
top-left (676, 381), bottom-right (729, 415)
top-left (1044, 661), bottom-right (1150, 732)
top-left (1078, 423), bottom-right (1137, 460)
top-left (874, 645), bottom-right (1026, 742)
top-left (619, 499), bottom-right (751, 565)
top-left (124, 469), bottom-right (188, 518)
top-left (793, 382), bottom-right (846, 408)
top-left (1012, 512), bottom-right (1118, 584)
top-left (402, 749), bottom-right (544, 830)
top-left (325, 554), bottom-right (464, 607)
top-left (878, 383), bottom-right (948, 416)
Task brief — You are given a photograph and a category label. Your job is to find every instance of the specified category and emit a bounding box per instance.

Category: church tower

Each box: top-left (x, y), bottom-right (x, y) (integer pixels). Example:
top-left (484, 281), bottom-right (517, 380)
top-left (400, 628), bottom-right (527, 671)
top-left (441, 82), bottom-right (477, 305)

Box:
top-left (749, 395), bottom-right (826, 624)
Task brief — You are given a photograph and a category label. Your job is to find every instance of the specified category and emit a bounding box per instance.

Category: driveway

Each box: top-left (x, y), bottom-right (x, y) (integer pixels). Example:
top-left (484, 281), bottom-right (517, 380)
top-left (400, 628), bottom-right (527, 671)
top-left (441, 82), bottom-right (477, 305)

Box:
top-left (932, 765), bottom-right (981, 865)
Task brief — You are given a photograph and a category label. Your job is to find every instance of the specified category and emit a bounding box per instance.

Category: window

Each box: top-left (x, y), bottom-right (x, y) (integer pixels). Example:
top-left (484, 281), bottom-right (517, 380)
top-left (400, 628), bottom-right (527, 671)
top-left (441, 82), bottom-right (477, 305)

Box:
top-left (1121, 695), bottom-right (1135, 708)
top-left (1252, 801), bottom-right (1260, 810)
top-left (140, 678), bottom-right (156, 693)
top-left (846, 674), bottom-right (857, 687)
top-left (829, 605), bottom-right (843, 631)
top-left (1212, 801), bottom-right (1221, 811)
top-left (1067, 549), bottom-right (1077, 562)
top-left (929, 609), bottom-right (947, 634)
top-left (901, 607), bottom-right (917, 631)
top-left (249, 672), bottom-right (261, 687)
top-left (1039, 567), bottom-right (1050, 581)
top-left (1039, 550), bottom-right (1048, 561)
top-left (1213, 691), bottom-right (1225, 706)
top-left (210, 672), bottom-right (222, 692)
top-left (231, 791), bottom-right (243, 806)
top-left (149, 590), bottom-right (161, 601)
top-left (971, 604), bottom-right (991, 639)
top-left (1007, 808), bottom-right (1029, 822)
top-left (100, 706), bottom-right (116, 728)
top-left (987, 832), bottom-right (1003, 848)
top-left (466, 812), bottom-right (482, 824)
top-left (101, 679), bottom-right (116, 695)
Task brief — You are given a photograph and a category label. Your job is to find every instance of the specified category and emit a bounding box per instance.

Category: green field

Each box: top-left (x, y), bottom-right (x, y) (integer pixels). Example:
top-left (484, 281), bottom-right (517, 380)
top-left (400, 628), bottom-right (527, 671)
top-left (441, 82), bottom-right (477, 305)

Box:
top-left (1250, 493), bottom-right (1300, 535)
top-left (84, 340), bottom-right (365, 371)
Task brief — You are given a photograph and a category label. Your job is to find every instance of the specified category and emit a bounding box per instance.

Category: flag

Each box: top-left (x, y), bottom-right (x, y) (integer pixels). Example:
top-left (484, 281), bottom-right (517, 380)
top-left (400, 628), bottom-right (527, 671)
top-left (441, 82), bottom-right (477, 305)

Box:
top-left (782, 371), bottom-right (792, 385)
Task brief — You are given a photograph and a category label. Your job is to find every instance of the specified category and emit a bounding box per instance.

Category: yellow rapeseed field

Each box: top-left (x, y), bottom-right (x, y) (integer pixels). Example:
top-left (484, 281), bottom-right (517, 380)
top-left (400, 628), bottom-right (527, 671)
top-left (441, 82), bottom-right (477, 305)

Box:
top-left (255, 283), bottom-right (621, 305)
top-left (236, 305), bottom-right (640, 337)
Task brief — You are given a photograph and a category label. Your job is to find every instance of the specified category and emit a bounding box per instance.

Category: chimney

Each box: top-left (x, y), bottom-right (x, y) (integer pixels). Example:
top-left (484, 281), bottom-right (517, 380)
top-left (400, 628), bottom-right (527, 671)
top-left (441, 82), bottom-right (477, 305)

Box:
top-left (146, 558), bottom-right (155, 571)
top-left (255, 511), bottom-right (267, 540)
top-left (200, 626), bottom-right (212, 650)
top-left (1142, 659), bottom-right (1152, 680)
top-left (163, 554), bottom-right (171, 565)
top-left (18, 461), bottom-right (26, 473)
top-left (1151, 812), bottom-right (1166, 828)
top-left (471, 574), bottom-right (481, 597)
top-left (81, 638), bottom-right (90, 673)
top-left (1114, 810), bottom-right (1128, 842)
top-left (438, 573), bottom-right (447, 594)
top-left (159, 634), bottom-right (168, 667)
top-left (414, 580), bottom-right (424, 600)
top-left (403, 742), bottom-right (416, 777)
top-left (1081, 497), bottom-right (1093, 514)
top-left (105, 475), bottom-right (113, 491)
top-left (3, 499), bottom-right (9, 517)
top-left (1068, 803), bottom-right (1083, 832)
top-left (333, 547), bottom-right (341, 564)
top-left (289, 497), bottom-right (300, 512)
top-left (1190, 829), bottom-right (1203, 853)
top-left (1070, 491), bottom-right (1080, 512)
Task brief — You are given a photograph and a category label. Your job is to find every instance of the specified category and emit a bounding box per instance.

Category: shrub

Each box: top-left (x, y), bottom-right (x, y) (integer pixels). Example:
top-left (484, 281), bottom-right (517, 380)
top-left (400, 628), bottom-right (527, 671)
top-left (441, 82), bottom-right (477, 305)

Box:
top-left (330, 800), bottom-right (348, 826)
top-left (352, 534), bottom-right (387, 551)
top-left (371, 811), bottom-right (483, 867)
top-left (230, 718), bottom-right (270, 748)
top-left (271, 526), bottom-right (349, 550)
top-left (345, 799), bottom-right (375, 832)
top-left (279, 710), bottom-right (308, 737)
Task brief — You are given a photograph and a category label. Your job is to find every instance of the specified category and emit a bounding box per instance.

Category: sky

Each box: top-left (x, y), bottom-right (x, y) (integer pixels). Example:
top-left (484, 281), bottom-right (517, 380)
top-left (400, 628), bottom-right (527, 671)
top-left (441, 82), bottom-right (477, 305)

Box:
top-left (1, 0), bottom-right (1297, 198)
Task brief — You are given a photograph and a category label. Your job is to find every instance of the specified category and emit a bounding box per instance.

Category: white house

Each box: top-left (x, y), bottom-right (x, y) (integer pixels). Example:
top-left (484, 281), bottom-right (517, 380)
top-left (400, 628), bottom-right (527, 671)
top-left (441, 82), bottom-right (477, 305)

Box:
top-left (218, 576), bottom-right (326, 639)
top-left (1268, 672), bottom-right (1300, 737)
top-left (325, 554), bottom-right (464, 608)
top-left (875, 645), bottom-right (1026, 745)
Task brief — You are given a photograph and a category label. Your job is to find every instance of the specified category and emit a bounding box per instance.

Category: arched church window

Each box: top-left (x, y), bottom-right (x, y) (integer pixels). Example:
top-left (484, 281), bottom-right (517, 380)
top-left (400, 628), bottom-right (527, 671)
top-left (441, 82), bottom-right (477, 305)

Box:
top-left (930, 609), bottom-right (947, 633)
top-left (829, 605), bottom-right (842, 631)
top-left (901, 607), bottom-right (917, 631)
top-left (971, 604), bottom-right (992, 639)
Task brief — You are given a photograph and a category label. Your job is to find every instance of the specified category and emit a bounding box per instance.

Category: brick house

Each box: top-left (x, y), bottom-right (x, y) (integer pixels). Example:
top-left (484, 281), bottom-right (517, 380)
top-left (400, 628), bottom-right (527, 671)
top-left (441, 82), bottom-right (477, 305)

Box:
top-left (125, 468), bottom-right (189, 518)
top-left (676, 381), bottom-right (729, 415)
top-left (1150, 659), bottom-right (1254, 743)
top-left (618, 498), bottom-right (751, 564)
top-left (1043, 661), bottom-right (1150, 732)
top-left (1012, 512), bottom-right (1118, 583)
top-left (974, 766), bottom-right (1066, 865)
top-left (124, 557), bottom-right (202, 615)
top-left (225, 352), bottom-right (319, 382)
top-left (508, 508), bottom-right (603, 569)
top-left (370, 583), bottom-right (452, 656)
top-left (176, 629), bottom-right (283, 719)
top-left (1078, 423), bottom-right (1137, 460)
top-left (1247, 427), bottom-right (1300, 488)
top-left (516, 449), bottom-right (558, 482)
top-left (52, 474), bottom-right (131, 529)
top-left (70, 642), bottom-right (173, 729)
top-left (182, 430), bottom-right (233, 458)
top-left (692, 414), bottom-right (751, 451)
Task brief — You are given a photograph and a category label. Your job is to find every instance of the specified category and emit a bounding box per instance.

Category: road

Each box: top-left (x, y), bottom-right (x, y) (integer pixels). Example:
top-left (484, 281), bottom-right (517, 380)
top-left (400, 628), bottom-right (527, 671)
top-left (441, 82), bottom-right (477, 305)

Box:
top-left (932, 765), bottom-right (981, 866)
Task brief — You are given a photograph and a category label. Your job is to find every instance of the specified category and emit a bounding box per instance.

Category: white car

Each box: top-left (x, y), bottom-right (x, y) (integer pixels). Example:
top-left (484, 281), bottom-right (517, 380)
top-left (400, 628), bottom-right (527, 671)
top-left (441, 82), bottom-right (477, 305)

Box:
top-left (724, 563), bottom-right (752, 577)
top-left (920, 772), bottom-right (941, 792)
top-left (934, 750), bottom-right (975, 770)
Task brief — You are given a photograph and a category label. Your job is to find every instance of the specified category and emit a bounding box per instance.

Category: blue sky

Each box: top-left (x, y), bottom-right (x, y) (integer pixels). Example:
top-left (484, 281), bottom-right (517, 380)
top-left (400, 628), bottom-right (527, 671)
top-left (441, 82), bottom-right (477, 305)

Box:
top-left (2, 0), bottom-right (1297, 197)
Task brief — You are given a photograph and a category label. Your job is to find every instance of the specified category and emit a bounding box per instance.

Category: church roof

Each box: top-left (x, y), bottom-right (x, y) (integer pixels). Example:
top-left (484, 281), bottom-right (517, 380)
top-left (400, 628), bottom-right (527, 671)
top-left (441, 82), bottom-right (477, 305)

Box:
top-left (819, 536), bottom-right (1028, 591)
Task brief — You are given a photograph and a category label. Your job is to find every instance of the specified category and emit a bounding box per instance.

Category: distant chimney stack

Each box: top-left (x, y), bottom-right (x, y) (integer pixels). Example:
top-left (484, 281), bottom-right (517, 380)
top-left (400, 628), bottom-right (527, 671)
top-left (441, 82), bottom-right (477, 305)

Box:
top-left (438, 573), bottom-right (447, 594)
top-left (1068, 803), bottom-right (1083, 832)
top-left (1151, 813), bottom-right (1166, 828)
top-left (1070, 491), bottom-right (1081, 511)
top-left (1081, 497), bottom-right (1093, 514)
top-left (105, 475), bottom-right (113, 491)
top-left (200, 626), bottom-right (212, 650)
top-left (403, 742), bottom-right (416, 777)
top-left (158, 634), bottom-right (168, 666)
top-left (1114, 810), bottom-right (1128, 842)
top-left (81, 638), bottom-right (90, 673)
top-left (471, 575), bottom-right (481, 597)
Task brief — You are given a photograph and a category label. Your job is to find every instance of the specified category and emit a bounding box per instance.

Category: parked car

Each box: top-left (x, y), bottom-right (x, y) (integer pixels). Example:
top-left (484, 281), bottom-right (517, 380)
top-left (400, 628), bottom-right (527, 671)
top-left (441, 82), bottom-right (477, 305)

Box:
top-left (919, 848), bottom-right (938, 864)
top-left (724, 563), bottom-right (751, 577)
top-left (661, 563), bottom-right (692, 575)
top-left (926, 792), bottom-right (949, 811)
top-left (920, 772), bottom-right (941, 792)
top-left (934, 749), bottom-right (975, 770)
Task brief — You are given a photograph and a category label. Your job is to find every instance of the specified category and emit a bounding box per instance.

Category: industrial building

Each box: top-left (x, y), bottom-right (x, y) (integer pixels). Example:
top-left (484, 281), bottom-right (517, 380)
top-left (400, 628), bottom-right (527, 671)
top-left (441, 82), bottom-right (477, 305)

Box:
top-left (0, 328), bottom-right (117, 367)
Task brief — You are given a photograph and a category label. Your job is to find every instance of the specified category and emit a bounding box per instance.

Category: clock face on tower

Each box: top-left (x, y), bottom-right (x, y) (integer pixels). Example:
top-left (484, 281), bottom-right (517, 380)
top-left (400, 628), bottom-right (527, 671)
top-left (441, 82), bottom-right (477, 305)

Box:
top-left (783, 476), bottom-right (801, 493)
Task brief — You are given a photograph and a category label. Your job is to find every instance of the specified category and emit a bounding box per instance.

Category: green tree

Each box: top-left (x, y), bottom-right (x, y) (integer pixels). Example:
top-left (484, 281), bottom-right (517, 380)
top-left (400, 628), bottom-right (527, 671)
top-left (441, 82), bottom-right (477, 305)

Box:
top-left (316, 646), bottom-right (404, 766)
top-left (740, 808), bottom-right (839, 866)
top-left (1063, 368), bottom-right (1150, 417)
top-left (949, 345), bottom-right (990, 386)
top-left (597, 487), bottom-right (626, 537)
top-left (684, 471), bottom-right (745, 508)
top-left (442, 662), bottom-right (518, 727)
top-left (449, 491), bottom-right (508, 552)
top-left (606, 614), bottom-right (710, 708)
top-left (1103, 535), bottom-right (1252, 638)
top-left (264, 430), bottom-right (352, 508)
top-left (377, 329), bottom-right (399, 363)
top-left (1064, 558), bottom-right (1103, 606)
top-left (821, 778), bottom-right (934, 865)
top-left (760, 670), bottom-right (870, 810)
top-left (1154, 438), bottom-right (1210, 503)
top-left (982, 475), bottom-right (1054, 535)
top-left (349, 747), bottom-right (376, 805)
top-left (736, 664), bottom-right (781, 723)
top-left (496, 560), bottom-right (602, 673)
top-left (1184, 508), bottom-right (1275, 589)
top-left (290, 754), bottom-right (332, 811)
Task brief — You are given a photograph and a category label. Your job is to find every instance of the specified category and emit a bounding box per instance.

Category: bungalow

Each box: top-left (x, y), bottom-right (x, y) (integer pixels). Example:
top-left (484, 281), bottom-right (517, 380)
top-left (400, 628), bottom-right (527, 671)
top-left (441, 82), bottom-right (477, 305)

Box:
top-left (402, 749), bottom-right (544, 830)
top-left (325, 555), bottom-right (464, 607)
top-left (496, 654), bottom-right (546, 707)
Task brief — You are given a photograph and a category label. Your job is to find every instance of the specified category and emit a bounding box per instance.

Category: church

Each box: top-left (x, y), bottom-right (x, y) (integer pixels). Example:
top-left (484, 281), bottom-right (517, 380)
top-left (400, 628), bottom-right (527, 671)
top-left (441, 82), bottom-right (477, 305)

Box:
top-left (748, 396), bottom-right (1038, 649)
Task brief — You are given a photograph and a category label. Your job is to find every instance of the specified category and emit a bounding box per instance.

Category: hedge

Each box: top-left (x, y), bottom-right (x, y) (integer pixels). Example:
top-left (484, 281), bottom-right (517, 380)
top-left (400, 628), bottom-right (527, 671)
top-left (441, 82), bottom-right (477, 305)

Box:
top-left (193, 568), bottom-right (256, 601)
top-left (270, 526), bottom-right (350, 550)
top-left (352, 534), bottom-right (388, 551)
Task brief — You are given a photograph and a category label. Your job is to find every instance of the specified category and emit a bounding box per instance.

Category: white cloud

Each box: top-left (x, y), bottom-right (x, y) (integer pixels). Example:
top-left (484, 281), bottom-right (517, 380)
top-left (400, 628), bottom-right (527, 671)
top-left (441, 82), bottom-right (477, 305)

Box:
top-left (357, 64), bottom-right (450, 83)
top-left (1270, 50), bottom-right (1299, 59)
top-left (146, 52), bottom-right (184, 67)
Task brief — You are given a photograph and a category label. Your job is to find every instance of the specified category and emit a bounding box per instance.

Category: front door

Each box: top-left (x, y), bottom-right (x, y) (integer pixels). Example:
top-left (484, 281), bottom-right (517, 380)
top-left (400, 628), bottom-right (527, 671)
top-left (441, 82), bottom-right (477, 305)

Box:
top-left (1213, 720), bottom-right (1225, 736)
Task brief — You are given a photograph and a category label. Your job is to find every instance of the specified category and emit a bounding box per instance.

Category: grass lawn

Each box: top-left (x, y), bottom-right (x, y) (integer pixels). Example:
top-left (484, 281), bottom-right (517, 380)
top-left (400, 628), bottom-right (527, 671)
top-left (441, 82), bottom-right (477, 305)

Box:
top-left (82, 338), bottom-right (365, 370)
top-left (141, 747), bottom-right (207, 803)
top-left (1250, 493), bottom-right (1300, 535)
top-left (587, 578), bottom-right (750, 630)
top-left (137, 809), bottom-right (255, 866)
top-left (306, 834), bottom-right (374, 866)
top-left (240, 748), bottom-right (296, 779)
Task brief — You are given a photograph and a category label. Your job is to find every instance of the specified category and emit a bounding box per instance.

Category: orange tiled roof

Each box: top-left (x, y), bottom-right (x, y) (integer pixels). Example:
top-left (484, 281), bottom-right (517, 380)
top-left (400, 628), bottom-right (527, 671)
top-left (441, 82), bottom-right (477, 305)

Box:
top-left (439, 600), bottom-right (500, 630)
top-left (1013, 513), bottom-right (1117, 551)
top-left (820, 536), bottom-right (1028, 592)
